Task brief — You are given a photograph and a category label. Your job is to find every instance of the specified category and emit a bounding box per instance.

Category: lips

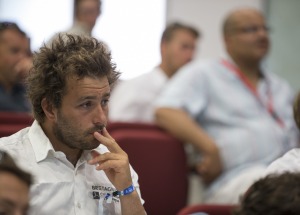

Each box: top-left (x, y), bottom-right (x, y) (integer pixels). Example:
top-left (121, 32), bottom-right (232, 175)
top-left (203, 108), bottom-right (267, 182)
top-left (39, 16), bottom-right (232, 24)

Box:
top-left (88, 129), bottom-right (103, 136)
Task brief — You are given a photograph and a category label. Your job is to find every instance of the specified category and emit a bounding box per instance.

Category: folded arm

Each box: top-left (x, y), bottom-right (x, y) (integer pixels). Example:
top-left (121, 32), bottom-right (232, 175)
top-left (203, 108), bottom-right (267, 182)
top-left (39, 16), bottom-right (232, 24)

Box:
top-left (155, 107), bottom-right (223, 184)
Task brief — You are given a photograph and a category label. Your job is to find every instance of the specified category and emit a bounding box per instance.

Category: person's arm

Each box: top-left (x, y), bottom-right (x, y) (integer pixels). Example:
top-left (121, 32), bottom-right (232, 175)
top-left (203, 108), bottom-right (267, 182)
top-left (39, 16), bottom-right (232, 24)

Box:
top-left (155, 107), bottom-right (222, 184)
top-left (88, 127), bottom-right (145, 215)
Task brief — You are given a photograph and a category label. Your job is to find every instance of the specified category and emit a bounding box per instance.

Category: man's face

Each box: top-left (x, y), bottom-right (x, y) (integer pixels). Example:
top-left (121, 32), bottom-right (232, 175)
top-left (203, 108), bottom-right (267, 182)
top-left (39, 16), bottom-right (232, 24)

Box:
top-left (77, 0), bottom-right (100, 29)
top-left (226, 10), bottom-right (270, 61)
top-left (0, 172), bottom-right (30, 215)
top-left (0, 29), bottom-right (30, 85)
top-left (163, 29), bottom-right (198, 72)
top-left (53, 76), bottom-right (110, 150)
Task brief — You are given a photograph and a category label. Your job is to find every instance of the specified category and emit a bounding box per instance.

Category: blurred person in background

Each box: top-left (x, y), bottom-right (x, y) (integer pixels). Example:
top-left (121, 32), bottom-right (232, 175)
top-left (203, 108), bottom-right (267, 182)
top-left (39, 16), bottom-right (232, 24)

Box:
top-left (233, 173), bottom-right (300, 215)
top-left (154, 7), bottom-right (300, 204)
top-left (0, 150), bottom-right (32, 215)
top-left (0, 22), bottom-right (32, 112)
top-left (67, 0), bottom-right (101, 36)
top-left (48, 0), bottom-right (101, 44)
top-left (109, 22), bottom-right (200, 123)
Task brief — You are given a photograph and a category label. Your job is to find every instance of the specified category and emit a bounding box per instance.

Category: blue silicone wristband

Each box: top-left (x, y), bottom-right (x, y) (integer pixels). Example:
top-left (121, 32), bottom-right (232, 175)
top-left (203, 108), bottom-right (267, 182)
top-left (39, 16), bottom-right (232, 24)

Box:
top-left (113, 184), bottom-right (135, 197)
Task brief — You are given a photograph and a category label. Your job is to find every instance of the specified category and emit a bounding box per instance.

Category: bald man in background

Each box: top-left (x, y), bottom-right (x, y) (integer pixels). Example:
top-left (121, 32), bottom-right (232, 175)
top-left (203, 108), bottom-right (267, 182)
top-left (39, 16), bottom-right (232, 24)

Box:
top-left (155, 8), bottom-right (300, 203)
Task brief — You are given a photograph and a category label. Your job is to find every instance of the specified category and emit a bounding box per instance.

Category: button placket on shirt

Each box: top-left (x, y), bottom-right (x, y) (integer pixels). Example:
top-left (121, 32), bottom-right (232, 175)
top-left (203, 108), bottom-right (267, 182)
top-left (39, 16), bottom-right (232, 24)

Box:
top-left (74, 159), bottom-right (86, 214)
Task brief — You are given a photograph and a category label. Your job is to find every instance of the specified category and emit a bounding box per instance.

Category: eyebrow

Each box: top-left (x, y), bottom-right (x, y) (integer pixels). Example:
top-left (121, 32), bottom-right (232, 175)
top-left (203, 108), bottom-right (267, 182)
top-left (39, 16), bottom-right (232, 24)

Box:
top-left (0, 197), bottom-right (29, 212)
top-left (0, 199), bottom-right (16, 211)
top-left (78, 92), bottom-right (111, 101)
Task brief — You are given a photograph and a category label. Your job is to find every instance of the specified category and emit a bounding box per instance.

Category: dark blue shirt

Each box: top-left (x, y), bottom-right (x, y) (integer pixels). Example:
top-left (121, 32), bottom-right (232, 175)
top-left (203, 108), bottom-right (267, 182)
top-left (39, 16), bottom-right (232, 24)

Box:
top-left (0, 84), bottom-right (31, 112)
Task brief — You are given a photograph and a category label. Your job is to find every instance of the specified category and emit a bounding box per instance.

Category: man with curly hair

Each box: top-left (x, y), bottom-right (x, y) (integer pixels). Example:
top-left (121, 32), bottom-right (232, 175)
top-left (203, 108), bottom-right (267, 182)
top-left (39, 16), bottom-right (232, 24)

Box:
top-left (0, 34), bottom-right (145, 215)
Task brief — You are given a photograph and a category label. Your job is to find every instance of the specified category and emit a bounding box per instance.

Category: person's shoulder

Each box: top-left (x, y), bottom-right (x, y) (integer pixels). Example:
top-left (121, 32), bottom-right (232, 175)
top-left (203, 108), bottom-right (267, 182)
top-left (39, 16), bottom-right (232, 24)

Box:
top-left (173, 59), bottom-right (219, 81)
top-left (0, 128), bottom-right (30, 146)
top-left (264, 68), bottom-right (292, 88)
top-left (264, 70), bottom-right (295, 99)
top-left (134, 68), bottom-right (162, 80)
top-left (118, 69), bottom-right (159, 87)
top-left (186, 58), bottom-right (214, 68)
top-left (266, 148), bottom-right (300, 175)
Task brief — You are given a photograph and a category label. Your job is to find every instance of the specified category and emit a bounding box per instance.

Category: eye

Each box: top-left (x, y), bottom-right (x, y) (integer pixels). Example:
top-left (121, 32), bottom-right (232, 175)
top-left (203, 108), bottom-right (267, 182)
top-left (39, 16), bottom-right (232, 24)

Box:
top-left (81, 101), bottom-right (93, 108)
top-left (101, 99), bottom-right (109, 106)
top-left (10, 47), bottom-right (20, 55)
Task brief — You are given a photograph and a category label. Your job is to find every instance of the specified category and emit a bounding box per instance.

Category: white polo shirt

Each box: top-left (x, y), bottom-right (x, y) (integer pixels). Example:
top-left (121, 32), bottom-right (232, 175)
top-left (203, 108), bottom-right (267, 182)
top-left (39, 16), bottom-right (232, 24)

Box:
top-left (109, 67), bottom-right (168, 123)
top-left (0, 121), bottom-right (144, 215)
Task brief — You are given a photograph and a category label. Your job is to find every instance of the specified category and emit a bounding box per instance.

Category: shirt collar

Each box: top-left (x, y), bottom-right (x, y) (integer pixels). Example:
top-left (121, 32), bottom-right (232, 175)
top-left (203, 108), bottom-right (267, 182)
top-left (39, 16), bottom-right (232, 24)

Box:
top-left (155, 66), bottom-right (169, 80)
top-left (28, 120), bottom-right (56, 163)
top-left (220, 55), bottom-right (269, 80)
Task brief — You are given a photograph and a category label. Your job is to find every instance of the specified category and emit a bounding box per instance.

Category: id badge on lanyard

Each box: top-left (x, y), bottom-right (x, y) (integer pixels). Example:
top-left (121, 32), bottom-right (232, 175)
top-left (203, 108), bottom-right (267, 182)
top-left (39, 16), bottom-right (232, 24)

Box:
top-left (221, 59), bottom-right (284, 128)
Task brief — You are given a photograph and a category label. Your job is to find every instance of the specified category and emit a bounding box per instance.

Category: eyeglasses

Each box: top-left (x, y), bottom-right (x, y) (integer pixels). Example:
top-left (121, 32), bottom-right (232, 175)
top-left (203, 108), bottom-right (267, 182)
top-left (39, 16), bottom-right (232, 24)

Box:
top-left (234, 25), bottom-right (271, 34)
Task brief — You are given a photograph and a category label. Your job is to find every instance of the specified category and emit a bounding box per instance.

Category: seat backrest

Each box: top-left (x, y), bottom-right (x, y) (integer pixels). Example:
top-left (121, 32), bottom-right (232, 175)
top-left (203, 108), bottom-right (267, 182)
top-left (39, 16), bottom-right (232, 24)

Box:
top-left (0, 112), bottom-right (34, 137)
top-left (0, 112), bottom-right (33, 125)
top-left (177, 204), bottom-right (236, 215)
top-left (107, 122), bottom-right (188, 215)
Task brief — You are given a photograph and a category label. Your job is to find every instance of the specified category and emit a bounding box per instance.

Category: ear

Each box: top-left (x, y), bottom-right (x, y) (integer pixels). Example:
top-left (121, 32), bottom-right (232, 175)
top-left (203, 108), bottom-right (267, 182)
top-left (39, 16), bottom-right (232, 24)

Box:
top-left (224, 34), bottom-right (230, 45)
top-left (41, 98), bottom-right (57, 122)
top-left (160, 40), bottom-right (167, 54)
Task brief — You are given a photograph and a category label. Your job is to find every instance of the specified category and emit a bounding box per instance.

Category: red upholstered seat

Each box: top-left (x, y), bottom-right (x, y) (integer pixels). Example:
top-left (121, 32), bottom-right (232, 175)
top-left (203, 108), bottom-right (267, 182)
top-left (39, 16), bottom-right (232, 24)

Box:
top-left (107, 122), bottom-right (189, 215)
top-left (0, 112), bottom-right (33, 137)
top-left (0, 112), bottom-right (33, 125)
top-left (177, 204), bottom-right (236, 215)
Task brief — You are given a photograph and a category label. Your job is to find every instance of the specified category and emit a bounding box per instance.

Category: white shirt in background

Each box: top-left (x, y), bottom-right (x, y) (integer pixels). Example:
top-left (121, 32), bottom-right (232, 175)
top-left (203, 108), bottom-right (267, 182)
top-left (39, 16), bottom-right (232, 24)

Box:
top-left (109, 67), bottom-right (168, 123)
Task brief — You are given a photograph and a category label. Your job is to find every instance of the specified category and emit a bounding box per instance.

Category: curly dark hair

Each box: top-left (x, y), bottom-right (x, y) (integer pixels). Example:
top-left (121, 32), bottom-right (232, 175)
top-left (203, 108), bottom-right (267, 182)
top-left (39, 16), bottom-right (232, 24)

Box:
top-left (233, 172), bottom-right (300, 215)
top-left (27, 34), bottom-right (120, 123)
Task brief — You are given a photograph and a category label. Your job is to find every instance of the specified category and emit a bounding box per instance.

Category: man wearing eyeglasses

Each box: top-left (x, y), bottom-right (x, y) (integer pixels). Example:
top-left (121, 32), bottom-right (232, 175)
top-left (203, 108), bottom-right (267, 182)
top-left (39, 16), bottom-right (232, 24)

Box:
top-left (0, 22), bottom-right (32, 112)
top-left (154, 8), bottom-right (300, 204)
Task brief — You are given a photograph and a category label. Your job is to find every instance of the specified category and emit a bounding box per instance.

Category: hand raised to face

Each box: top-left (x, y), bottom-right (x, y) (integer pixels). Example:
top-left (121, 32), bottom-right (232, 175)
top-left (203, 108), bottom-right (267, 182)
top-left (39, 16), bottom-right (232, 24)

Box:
top-left (88, 127), bottom-right (132, 190)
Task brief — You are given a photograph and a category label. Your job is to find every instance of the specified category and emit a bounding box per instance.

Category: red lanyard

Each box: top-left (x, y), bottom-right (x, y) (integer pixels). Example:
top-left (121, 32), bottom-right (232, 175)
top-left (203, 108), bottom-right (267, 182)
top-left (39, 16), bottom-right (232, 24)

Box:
top-left (221, 59), bottom-right (284, 128)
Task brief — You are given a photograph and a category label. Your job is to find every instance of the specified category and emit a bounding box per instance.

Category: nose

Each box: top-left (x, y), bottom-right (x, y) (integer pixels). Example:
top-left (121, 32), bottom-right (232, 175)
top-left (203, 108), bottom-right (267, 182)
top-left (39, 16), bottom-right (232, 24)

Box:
top-left (93, 104), bottom-right (107, 126)
top-left (256, 26), bottom-right (269, 37)
top-left (185, 46), bottom-right (196, 62)
top-left (16, 50), bottom-right (29, 63)
top-left (13, 209), bottom-right (24, 215)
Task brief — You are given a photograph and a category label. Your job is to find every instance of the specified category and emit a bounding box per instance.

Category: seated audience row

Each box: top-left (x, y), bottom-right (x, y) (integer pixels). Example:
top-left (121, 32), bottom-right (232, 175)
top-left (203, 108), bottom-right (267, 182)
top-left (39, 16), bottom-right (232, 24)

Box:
top-left (112, 7), bottom-right (300, 204)
top-left (1, 3), bottom-right (300, 215)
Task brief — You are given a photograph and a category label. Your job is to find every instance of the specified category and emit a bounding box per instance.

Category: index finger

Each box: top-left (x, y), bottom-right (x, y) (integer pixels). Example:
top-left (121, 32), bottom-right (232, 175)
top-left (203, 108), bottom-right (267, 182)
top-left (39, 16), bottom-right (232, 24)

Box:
top-left (93, 127), bottom-right (123, 153)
